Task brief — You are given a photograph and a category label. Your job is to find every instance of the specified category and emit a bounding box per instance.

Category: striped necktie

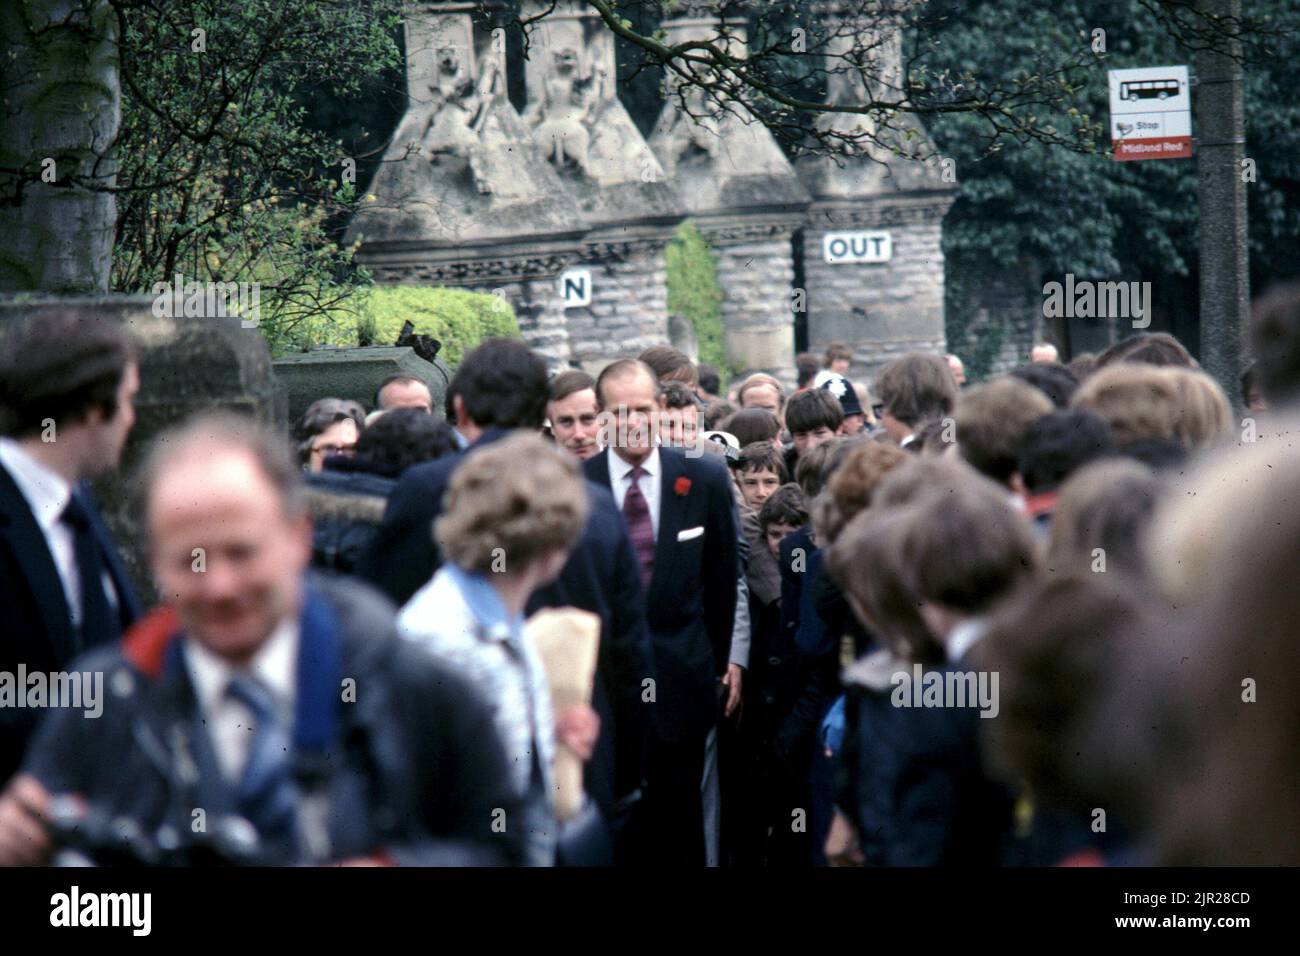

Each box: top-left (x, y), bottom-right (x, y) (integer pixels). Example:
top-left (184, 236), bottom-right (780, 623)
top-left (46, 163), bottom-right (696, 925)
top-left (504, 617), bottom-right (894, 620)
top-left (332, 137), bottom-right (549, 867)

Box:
top-left (225, 675), bottom-right (298, 851)
top-left (623, 465), bottom-right (655, 590)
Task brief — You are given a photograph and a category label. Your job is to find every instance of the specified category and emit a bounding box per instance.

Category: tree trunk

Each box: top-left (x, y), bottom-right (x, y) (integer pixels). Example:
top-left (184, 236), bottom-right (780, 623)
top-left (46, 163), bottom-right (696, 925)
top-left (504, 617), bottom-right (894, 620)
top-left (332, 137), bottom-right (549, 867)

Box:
top-left (0, 0), bottom-right (119, 294)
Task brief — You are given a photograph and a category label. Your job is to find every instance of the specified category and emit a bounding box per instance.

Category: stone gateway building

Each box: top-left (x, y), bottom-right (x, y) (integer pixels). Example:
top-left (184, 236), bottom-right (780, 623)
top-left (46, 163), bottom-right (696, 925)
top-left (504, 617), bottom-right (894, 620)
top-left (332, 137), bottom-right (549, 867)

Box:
top-left (347, 1), bottom-right (953, 384)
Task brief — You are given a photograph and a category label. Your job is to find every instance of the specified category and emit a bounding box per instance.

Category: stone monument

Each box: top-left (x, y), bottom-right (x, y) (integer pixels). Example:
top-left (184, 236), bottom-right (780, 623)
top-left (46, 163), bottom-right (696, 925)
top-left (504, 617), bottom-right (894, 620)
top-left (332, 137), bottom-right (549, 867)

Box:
top-left (346, 1), bottom-right (589, 363)
top-left (650, 1), bottom-right (811, 381)
top-left (520, 0), bottom-right (685, 369)
top-left (795, 0), bottom-right (956, 380)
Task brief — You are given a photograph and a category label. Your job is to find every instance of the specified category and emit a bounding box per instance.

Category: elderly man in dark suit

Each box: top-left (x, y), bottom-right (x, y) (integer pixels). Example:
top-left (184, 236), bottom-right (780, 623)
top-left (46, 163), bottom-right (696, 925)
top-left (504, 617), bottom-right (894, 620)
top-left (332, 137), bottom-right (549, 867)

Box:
top-left (0, 413), bottom-right (520, 866)
top-left (0, 309), bottom-right (143, 787)
top-left (359, 340), bottom-right (656, 858)
top-left (583, 359), bottom-right (739, 866)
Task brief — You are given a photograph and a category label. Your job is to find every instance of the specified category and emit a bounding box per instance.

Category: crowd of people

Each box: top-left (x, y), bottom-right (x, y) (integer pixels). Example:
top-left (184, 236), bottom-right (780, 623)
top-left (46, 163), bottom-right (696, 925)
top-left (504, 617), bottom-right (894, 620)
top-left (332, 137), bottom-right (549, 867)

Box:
top-left (0, 283), bottom-right (1297, 866)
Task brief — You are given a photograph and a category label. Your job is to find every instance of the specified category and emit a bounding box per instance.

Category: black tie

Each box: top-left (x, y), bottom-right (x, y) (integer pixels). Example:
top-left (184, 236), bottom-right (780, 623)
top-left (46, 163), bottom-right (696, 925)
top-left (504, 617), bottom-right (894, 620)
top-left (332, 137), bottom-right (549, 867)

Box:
top-left (60, 494), bottom-right (119, 655)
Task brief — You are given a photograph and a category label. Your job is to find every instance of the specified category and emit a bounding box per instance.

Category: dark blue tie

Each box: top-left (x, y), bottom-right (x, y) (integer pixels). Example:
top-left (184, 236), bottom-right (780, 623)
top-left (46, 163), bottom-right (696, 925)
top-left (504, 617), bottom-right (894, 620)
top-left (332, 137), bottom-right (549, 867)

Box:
top-left (59, 494), bottom-right (118, 655)
top-left (225, 675), bottom-right (298, 849)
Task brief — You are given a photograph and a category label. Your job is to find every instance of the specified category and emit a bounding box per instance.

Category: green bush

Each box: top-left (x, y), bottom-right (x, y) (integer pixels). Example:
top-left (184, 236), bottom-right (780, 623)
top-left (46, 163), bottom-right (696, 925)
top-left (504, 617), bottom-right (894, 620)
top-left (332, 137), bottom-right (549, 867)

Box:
top-left (362, 285), bottom-right (521, 366)
top-left (273, 285), bottom-right (520, 363)
top-left (666, 222), bottom-right (728, 382)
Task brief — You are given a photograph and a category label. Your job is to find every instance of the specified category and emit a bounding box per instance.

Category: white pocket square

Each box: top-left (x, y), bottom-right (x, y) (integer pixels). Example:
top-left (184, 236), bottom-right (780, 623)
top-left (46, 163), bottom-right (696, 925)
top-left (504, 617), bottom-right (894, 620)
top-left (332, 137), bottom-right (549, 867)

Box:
top-left (677, 526), bottom-right (704, 542)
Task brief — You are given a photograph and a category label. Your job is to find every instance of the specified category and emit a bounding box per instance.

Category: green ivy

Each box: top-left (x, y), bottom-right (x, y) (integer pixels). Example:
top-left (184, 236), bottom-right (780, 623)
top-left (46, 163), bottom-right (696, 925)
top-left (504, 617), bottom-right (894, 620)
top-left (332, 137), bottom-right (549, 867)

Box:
top-left (666, 222), bottom-right (729, 382)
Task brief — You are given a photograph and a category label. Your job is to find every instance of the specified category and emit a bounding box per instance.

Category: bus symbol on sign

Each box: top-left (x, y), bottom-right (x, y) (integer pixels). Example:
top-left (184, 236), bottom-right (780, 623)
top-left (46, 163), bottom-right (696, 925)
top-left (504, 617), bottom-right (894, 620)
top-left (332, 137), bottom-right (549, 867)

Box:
top-left (823, 231), bottom-right (892, 265)
top-left (560, 268), bottom-right (592, 308)
top-left (1120, 78), bottom-right (1179, 101)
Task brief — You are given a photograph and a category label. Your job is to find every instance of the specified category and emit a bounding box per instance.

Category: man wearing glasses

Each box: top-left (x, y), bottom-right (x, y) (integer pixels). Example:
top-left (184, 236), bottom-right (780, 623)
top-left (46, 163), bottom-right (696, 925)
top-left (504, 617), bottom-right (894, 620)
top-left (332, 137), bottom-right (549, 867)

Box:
top-left (293, 398), bottom-right (366, 473)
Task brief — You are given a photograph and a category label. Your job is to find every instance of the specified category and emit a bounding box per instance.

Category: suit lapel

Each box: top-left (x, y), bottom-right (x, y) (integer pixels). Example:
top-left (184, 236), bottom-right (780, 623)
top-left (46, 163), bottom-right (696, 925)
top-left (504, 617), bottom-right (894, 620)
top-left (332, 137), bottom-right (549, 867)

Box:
top-left (79, 484), bottom-right (142, 626)
top-left (585, 449), bottom-right (614, 493)
top-left (648, 449), bottom-right (686, 603)
top-left (0, 462), bottom-right (77, 662)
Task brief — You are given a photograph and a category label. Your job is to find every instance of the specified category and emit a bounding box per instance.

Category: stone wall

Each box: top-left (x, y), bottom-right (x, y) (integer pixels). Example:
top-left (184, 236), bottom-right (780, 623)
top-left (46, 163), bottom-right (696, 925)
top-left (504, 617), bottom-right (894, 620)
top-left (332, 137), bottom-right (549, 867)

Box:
top-left (947, 261), bottom-right (1045, 381)
top-left (565, 243), bottom-right (670, 370)
top-left (706, 226), bottom-right (797, 380)
top-left (801, 198), bottom-right (951, 382)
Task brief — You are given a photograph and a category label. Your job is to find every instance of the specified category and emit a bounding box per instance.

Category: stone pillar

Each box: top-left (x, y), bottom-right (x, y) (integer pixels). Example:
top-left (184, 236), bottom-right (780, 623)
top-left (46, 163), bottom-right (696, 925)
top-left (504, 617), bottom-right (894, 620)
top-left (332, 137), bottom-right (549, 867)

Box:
top-left (345, 1), bottom-right (589, 364)
top-left (650, 2), bottom-right (810, 380)
top-left (795, 1), bottom-right (955, 382)
top-left (520, 1), bottom-right (684, 368)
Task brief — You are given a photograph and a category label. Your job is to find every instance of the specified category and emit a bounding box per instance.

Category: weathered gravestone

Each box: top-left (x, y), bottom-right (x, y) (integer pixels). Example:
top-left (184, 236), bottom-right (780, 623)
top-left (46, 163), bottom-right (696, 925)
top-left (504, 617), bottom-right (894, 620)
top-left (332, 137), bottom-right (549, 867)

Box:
top-left (274, 346), bottom-right (452, 423)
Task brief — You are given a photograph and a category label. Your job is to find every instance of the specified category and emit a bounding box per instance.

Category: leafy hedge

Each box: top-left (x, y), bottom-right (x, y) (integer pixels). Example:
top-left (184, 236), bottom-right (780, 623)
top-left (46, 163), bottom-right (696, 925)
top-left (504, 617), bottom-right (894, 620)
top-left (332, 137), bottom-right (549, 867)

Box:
top-left (360, 286), bottom-right (520, 366)
top-left (666, 222), bottom-right (728, 382)
top-left (277, 285), bottom-right (521, 365)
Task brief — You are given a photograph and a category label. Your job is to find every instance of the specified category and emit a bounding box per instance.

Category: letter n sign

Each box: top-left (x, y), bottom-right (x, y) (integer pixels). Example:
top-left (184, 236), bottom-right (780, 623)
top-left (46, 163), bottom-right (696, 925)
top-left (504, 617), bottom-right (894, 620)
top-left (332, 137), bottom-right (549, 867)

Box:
top-left (560, 268), bottom-right (592, 308)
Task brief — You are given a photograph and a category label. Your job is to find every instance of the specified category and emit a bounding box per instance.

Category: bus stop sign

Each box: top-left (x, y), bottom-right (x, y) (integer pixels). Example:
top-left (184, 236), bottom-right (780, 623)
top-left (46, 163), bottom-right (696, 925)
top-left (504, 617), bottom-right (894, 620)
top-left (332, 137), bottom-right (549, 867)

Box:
top-left (1109, 65), bottom-right (1192, 161)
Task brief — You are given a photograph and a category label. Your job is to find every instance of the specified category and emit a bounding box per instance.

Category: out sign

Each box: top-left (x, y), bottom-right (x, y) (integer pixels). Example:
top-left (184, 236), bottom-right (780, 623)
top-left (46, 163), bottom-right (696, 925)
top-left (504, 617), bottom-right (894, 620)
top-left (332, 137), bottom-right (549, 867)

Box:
top-left (823, 231), bottom-right (891, 264)
top-left (560, 268), bottom-right (592, 308)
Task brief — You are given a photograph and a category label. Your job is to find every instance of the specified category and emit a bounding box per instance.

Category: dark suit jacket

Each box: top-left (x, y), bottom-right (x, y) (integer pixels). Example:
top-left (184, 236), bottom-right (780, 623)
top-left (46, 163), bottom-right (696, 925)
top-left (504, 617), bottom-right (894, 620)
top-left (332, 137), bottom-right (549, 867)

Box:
top-left (843, 653), bottom-right (1015, 867)
top-left (24, 575), bottom-right (522, 865)
top-left (770, 527), bottom-right (839, 773)
top-left (358, 430), bottom-right (655, 814)
top-left (583, 446), bottom-right (739, 743)
top-left (0, 463), bottom-right (141, 784)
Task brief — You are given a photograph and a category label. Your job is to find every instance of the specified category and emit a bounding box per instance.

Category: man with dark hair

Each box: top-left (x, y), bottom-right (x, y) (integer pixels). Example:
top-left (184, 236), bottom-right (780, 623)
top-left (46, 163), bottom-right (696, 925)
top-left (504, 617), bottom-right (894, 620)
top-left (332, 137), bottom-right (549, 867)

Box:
top-left (586, 360), bottom-right (739, 866)
top-left (696, 364), bottom-right (721, 402)
top-left (638, 345), bottom-right (697, 387)
top-left (733, 441), bottom-right (788, 512)
top-left (1008, 362), bottom-right (1079, 409)
top-left (659, 380), bottom-right (702, 450)
top-left (361, 341), bottom-right (655, 858)
top-left (0, 412), bottom-right (521, 866)
top-left (305, 409), bottom-right (459, 575)
top-left (795, 352), bottom-right (821, 391)
top-left (704, 399), bottom-right (736, 431)
top-left (817, 342), bottom-right (853, 385)
top-left (547, 369), bottom-right (601, 461)
top-left (1249, 279), bottom-right (1300, 406)
top-left (448, 337), bottom-right (550, 432)
top-left (294, 398), bottom-right (366, 473)
top-left (0, 310), bottom-right (143, 785)
top-left (759, 484), bottom-right (808, 559)
top-left (374, 374), bottom-right (433, 414)
top-left (1014, 410), bottom-right (1114, 532)
top-left (873, 353), bottom-right (960, 448)
top-left (783, 388), bottom-right (844, 476)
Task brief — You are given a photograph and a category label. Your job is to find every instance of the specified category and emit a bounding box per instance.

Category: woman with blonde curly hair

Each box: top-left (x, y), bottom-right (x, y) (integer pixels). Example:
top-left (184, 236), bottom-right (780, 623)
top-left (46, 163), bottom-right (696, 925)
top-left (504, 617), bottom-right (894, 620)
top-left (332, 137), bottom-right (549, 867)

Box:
top-left (398, 432), bottom-right (598, 866)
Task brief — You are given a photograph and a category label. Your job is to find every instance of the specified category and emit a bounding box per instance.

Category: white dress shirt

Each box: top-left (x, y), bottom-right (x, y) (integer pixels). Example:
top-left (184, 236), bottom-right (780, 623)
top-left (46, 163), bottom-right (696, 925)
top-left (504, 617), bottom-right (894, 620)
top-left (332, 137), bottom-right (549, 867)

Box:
top-left (184, 618), bottom-right (300, 783)
top-left (0, 438), bottom-right (122, 629)
top-left (608, 446), bottom-right (662, 540)
top-left (946, 618), bottom-right (989, 664)
top-left (0, 438), bottom-right (82, 624)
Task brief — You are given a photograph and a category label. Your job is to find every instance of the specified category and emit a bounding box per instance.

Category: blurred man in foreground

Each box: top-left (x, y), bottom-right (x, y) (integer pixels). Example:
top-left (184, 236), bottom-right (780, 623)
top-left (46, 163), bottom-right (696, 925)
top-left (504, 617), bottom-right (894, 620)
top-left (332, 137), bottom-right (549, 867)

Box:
top-left (0, 413), bottom-right (521, 866)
